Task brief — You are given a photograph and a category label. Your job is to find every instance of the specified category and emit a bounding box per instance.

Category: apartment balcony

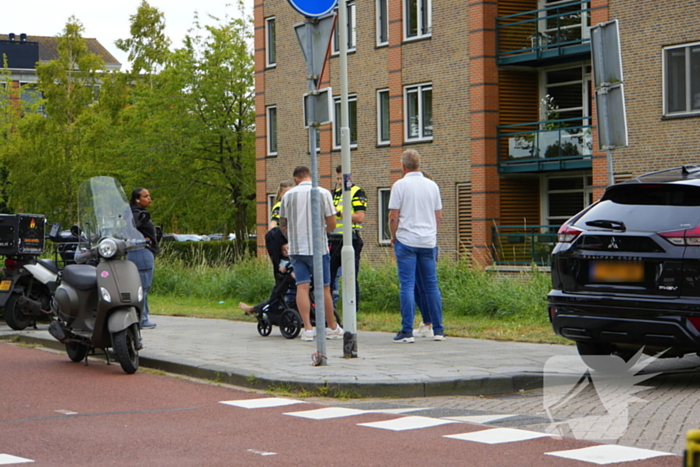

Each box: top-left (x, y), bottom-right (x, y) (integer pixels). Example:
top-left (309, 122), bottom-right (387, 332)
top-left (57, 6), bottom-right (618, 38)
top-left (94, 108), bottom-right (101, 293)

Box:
top-left (498, 117), bottom-right (593, 173)
top-left (497, 1), bottom-right (591, 66)
top-left (492, 225), bottom-right (559, 266)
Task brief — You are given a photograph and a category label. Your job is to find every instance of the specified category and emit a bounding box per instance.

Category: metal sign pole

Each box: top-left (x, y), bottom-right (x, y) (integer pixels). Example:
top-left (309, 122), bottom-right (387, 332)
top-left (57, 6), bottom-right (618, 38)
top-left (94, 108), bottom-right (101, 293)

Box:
top-left (337, 0), bottom-right (357, 358)
top-left (304, 19), bottom-right (328, 363)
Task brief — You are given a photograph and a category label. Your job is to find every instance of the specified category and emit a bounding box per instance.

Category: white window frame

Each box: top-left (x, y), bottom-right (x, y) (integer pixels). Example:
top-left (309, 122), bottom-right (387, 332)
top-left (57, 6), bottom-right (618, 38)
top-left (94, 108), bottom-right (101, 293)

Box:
top-left (377, 89), bottom-right (390, 145)
top-left (265, 17), bottom-right (276, 68)
top-left (376, 0), bottom-right (389, 46)
top-left (333, 1), bottom-right (357, 55)
top-left (404, 83), bottom-right (433, 142)
top-left (333, 94), bottom-right (358, 150)
top-left (267, 193), bottom-right (276, 219)
top-left (378, 188), bottom-right (392, 244)
top-left (540, 172), bottom-right (592, 226)
top-left (266, 105), bottom-right (277, 156)
top-left (404, 0), bottom-right (432, 41)
top-left (663, 42), bottom-right (700, 116)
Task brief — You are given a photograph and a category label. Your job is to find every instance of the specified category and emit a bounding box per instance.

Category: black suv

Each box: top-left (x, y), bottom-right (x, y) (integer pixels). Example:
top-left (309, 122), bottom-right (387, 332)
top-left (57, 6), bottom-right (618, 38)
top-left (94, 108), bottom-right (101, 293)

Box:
top-left (548, 165), bottom-right (700, 360)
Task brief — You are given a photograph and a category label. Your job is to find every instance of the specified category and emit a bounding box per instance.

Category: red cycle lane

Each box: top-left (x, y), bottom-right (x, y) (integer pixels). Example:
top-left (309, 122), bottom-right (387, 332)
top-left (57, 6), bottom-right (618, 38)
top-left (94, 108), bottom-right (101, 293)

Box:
top-left (0, 342), bottom-right (680, 466)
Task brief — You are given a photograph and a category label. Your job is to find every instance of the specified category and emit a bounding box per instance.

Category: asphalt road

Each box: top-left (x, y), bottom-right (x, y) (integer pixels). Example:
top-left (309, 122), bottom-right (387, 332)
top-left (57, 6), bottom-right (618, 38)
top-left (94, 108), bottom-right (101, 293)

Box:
top-left (0, 342), bottom-right (681, 466)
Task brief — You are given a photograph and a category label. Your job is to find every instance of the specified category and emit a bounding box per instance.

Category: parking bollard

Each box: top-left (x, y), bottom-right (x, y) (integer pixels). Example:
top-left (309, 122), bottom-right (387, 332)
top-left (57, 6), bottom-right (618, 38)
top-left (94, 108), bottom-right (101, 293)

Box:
top-left (685, 429), bottom-right (700, 467)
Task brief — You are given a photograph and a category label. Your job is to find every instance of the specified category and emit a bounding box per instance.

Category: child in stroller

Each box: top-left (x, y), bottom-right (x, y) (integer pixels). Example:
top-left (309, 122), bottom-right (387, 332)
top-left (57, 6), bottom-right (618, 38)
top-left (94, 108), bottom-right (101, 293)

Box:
top-left (239, 227), bottom-right (340, 339)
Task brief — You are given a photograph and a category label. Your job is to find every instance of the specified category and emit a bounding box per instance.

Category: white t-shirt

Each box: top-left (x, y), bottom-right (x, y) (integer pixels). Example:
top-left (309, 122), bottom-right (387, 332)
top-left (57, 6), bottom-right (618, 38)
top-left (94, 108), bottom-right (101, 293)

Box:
top-left (388, 171), bottom-right (442, 248)
top-left (279, 181), bottom-right (336, 255)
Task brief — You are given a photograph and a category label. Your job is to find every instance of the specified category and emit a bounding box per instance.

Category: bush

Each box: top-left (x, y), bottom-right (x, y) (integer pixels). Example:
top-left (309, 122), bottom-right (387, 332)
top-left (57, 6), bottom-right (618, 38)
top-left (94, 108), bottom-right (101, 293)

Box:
top-left (158, 239), bottom-right (256, 267)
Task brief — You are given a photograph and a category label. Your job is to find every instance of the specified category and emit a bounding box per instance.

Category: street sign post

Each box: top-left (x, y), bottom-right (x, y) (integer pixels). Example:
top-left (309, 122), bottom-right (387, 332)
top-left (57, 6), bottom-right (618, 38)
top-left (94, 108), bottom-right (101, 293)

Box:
top-left (287, 0), bottom-right (338, 18)
top-left (591, 20), bottom-right (628, 185)
top-left (288, 0), bottom-right (337, 364)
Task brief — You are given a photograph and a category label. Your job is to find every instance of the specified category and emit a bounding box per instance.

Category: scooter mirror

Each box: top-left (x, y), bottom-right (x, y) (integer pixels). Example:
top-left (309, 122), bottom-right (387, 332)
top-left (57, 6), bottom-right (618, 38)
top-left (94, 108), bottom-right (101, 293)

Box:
top-left (70, 224), bottom-right (82, 238)
top-left (49, 223), bottom-right (61, 240)
top-left (137, 211), bottom-right (151, 226)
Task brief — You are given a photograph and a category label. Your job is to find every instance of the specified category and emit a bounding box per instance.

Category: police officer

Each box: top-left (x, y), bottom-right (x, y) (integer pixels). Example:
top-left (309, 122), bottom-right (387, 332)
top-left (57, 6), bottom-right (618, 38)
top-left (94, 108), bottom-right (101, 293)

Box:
top-left (330, 165), bottom-right (367, 311)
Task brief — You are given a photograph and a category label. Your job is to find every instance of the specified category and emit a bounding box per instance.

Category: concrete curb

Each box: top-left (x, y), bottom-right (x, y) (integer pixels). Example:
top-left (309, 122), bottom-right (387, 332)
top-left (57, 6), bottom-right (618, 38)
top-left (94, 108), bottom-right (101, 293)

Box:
top-left (5, 332), bottom-right (550, 398)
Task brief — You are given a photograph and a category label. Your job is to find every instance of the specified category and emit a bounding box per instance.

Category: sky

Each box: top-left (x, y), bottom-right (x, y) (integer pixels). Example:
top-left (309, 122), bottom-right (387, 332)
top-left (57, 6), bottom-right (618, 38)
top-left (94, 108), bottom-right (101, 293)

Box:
top-left (5, 0), bottom-right (254, 70)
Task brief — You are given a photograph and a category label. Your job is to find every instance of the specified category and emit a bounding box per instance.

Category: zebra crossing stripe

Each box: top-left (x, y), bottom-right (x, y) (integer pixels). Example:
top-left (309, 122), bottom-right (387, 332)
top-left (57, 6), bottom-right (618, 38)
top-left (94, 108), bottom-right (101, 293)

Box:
top-left (444, 427), bottom-right (554, 444)
top-left (358, 416), bottom-right (455, 431)
top-left (545, 445), bottom-right (675, 465)
top-left (219, 398), bottom-right (307, 409)
top-left (0, 454), bottom-right (34, 465)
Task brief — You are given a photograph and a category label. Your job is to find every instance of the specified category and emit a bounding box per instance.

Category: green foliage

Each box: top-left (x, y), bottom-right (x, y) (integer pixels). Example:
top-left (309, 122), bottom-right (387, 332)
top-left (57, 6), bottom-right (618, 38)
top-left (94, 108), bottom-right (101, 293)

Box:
top-left (158, 239), bottom-right (256, 266)
top-left (151, 248), bottom-right (272, 304)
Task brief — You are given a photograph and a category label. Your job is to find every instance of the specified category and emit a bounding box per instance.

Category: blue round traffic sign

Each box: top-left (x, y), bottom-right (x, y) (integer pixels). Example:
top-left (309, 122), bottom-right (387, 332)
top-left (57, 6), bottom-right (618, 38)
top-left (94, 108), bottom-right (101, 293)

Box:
top-left (287, 0), bottom-right (338, 18)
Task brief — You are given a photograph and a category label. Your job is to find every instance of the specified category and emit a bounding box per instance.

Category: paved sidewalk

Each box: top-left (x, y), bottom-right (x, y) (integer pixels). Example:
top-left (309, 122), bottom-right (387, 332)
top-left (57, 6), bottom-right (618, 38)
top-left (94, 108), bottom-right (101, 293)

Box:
top-left (3, 316), bottom-right (699, 397)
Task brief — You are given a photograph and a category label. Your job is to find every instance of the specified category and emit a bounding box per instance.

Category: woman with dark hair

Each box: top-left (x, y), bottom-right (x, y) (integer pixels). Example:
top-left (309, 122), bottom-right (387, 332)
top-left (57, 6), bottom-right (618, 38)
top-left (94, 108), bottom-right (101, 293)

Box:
top-left (128, 188), bottom-right (158, 329)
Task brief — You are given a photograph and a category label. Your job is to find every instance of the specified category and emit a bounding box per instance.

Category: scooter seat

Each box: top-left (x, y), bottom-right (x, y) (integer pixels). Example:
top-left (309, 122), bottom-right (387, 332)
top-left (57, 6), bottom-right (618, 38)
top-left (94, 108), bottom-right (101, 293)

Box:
top-left (37, 259), bottom-right (59, 274)
top-left (61, 264), bottom-right (97, 291)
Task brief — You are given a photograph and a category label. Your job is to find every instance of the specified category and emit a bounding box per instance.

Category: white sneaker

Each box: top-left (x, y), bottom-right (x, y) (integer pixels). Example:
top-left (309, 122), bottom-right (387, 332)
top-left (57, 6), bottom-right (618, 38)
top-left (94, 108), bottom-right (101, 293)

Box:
top-left (413, 323), bottom-right (434, 338)
top-left (300, 330), bottom-right (315, 341)
top-left (326, 325), bottom-right (344, 340)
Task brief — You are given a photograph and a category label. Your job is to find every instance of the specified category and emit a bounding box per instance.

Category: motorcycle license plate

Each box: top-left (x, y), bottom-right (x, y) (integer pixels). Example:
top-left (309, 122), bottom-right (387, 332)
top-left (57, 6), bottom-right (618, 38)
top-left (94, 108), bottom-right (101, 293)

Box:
top-left (0, 280), bottom-right (11, 291)
top-left (589, 261), bottom-right (644, 283)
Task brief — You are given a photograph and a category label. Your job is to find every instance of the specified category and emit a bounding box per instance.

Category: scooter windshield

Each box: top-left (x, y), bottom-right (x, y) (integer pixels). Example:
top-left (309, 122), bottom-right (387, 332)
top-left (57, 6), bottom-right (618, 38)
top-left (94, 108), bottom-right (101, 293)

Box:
top-left (77, 176), bottom-right (145, 246)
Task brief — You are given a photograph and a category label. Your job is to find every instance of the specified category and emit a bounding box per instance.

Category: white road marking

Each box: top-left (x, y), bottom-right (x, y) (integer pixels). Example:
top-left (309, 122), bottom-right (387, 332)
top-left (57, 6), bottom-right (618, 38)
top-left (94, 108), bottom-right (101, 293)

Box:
top-left (364, 408), bottom-right (430, 415)
top-left (545, 445), bottom-right (675, 465)
top-left (247, 449), bottom-right (277, 457)
top-left (219, 398), bottom-right (307, 409)
top-left (445, 414), bottom-right (518, 424)
top-left (358, 416), bottom-right (455, 431)
top-left (0, 454), bottom-right (34, 465)
top-left (444, 427), bottom-right (554, 444)
top-left (54, 410), bottom-right (78, 415)
top-left (284, 407), bottom-right (368, 420)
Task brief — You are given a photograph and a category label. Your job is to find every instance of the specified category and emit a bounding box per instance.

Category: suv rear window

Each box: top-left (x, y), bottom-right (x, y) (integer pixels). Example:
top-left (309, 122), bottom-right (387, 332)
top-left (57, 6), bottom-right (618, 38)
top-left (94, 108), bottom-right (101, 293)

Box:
top-left (577, 184), bottom-right (700, 232)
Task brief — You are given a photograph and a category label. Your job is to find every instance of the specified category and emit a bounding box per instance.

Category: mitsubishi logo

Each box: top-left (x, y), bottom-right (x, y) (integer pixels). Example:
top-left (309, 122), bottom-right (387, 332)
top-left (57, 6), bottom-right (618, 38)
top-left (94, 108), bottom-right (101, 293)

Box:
top-left (608, 237), bottom-right (619, 249)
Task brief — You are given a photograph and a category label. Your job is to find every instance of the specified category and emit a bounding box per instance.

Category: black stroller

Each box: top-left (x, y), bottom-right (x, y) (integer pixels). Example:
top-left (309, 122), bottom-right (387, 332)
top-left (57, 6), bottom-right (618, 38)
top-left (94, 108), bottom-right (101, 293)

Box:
top-left (254, 227), bottom-right (340, 339)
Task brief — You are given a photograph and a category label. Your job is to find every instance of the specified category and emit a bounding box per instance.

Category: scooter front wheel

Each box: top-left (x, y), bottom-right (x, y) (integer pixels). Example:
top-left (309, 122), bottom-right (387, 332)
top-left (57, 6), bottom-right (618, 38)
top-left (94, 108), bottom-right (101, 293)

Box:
top-left (113, 324), bottom-right (139, 374)
top-left (3, 293), bottom-right (32, 330)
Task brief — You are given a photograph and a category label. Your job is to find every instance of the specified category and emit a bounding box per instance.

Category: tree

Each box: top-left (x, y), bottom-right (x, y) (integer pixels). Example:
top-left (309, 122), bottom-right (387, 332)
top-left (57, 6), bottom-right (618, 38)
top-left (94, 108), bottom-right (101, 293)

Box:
top-left (118, 10), bottom-right (256, 240)
top-left (115, 0), bottom-right (171, 78)
top-left (1, 18), bottom-right (107, 225)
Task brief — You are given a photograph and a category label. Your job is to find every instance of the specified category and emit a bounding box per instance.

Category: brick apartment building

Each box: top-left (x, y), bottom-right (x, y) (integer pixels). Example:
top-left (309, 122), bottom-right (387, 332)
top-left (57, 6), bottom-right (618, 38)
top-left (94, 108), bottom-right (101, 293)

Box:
top-left (1, 33), bottom-right (121, 106)
top-left (253, 0), bottom-right (700, 266)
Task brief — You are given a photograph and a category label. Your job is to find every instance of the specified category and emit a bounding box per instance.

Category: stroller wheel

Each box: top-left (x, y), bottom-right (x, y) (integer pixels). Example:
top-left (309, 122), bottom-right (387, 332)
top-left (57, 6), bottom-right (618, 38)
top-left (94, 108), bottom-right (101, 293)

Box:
top-left (280, 309), bottom-right (302, 339)
top-left (257, 319), bottom-right (272, 337)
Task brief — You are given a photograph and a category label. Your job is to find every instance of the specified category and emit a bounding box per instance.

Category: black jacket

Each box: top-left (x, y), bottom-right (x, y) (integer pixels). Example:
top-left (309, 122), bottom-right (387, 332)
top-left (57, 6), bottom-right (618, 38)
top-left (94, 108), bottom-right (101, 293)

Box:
top-left (131, 205), bottom-right (159, 256)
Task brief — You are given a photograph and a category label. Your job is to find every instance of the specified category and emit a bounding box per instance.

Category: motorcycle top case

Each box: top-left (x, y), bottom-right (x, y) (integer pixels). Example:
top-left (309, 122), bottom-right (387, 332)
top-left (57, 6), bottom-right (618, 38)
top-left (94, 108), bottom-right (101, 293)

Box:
top-left (0, 214), bottom-right (46, 256)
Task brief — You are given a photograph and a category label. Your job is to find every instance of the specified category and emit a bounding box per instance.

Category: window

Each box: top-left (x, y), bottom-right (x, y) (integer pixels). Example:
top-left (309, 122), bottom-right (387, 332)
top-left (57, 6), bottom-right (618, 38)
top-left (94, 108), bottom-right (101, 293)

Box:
top-left (664, 43), bottom-right (700, 116)
top-left (333, 1), bottom-right (356, 54)
top-left (266, 17), bottom-right (276, 67)
top-left (19, 82), bottom-right (45, 114)
top-left (404, 83), bottom-right (432, 142)
top-left (267, 193), bottom-right (276, 218)
top-left (542, 173), bottom-right (592, 226)
top-left (377, 0), bottom-right (389, 46)
top-left (378, 188), bottom-right (392, 244)
top-left (333, 94), bottom-right (357, 149)
top-left (405, 0), bottom-right (431, 40)
top-left (266, 106), bottom-right (277, 156)
top-left (377, 89), bottom-right (390, 145)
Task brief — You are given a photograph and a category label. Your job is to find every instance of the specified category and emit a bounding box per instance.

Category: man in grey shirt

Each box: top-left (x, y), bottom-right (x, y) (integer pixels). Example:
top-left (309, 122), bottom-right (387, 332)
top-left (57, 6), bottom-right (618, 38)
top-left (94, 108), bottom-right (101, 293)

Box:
top-left (280, 166), bottom-right (344, 342)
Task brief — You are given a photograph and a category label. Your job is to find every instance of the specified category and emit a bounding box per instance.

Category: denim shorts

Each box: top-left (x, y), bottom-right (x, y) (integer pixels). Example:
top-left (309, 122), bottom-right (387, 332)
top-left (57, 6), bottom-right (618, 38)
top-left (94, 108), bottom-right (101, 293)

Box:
top-left (290, 254), bottom-right (331, 286)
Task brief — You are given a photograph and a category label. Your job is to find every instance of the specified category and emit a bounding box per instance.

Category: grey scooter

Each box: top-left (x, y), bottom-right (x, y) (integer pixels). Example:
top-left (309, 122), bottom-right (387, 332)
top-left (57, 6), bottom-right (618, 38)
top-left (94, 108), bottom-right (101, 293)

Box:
top-left (48, 176), bottom-right (148, 374)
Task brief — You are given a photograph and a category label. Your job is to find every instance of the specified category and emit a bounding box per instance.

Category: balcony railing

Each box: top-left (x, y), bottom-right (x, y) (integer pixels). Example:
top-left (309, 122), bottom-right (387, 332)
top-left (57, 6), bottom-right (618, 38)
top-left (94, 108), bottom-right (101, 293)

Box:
top-left (498, 116), bottom-right (593, 173)
top-left (497, 0), bottom-right (591, 65)
top-left (492, 225), bottom-right (559, 266)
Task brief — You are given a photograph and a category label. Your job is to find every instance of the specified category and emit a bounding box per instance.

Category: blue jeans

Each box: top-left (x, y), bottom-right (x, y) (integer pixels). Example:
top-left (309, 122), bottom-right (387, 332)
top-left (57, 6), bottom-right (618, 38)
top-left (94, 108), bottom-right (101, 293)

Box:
top-left (127, 248), bottom-right (155, 324)
top-left (394, 240), bottom-right (443, 335)
top-left (415, 247), bottom-right (438, 325)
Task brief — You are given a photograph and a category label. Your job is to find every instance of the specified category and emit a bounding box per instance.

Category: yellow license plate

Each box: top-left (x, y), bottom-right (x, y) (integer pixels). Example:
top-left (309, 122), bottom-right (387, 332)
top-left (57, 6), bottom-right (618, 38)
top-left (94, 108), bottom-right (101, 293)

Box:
top-left (0, 280), bottom-right (12, 291)
top-left (590, 262), bottom-right (644, 283)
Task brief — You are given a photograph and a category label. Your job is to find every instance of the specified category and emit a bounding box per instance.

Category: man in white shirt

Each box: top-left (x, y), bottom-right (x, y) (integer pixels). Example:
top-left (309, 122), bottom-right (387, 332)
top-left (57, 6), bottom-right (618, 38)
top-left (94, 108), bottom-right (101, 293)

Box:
top-left (388, 150), bottom-right (444, 343)
top-left (279, 166), bottom-right (344, 341)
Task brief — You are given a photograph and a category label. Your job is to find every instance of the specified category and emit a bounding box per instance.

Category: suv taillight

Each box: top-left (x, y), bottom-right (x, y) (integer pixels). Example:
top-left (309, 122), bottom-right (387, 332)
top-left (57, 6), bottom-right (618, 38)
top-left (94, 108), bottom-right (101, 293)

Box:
top-left (4, 258), bottom-right (18, 270)
top-left (557, 225), bottom-right (582, 243)
top-left (659, 225), bottom-right (700, 246)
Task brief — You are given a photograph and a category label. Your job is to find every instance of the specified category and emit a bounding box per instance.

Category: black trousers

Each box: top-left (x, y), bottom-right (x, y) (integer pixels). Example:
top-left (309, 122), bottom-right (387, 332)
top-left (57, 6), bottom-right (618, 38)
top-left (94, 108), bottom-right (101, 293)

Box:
top-left (329, 233), bottom-right (364, 311)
